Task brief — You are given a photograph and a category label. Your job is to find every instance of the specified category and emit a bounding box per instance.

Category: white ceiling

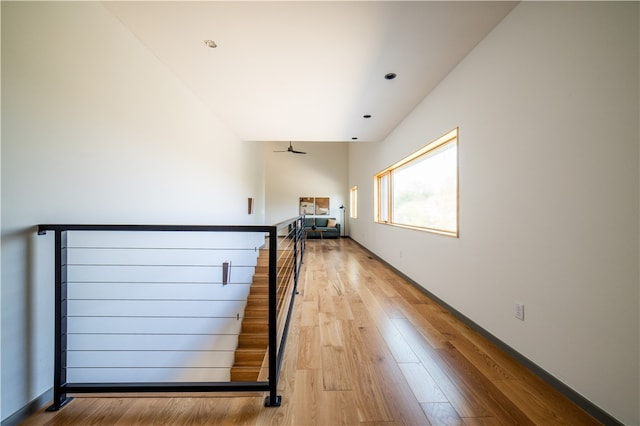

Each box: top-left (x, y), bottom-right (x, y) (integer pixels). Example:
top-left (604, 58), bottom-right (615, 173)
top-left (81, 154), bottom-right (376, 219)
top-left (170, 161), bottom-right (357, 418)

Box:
top-left (103, 1), bottom-right (517, 143)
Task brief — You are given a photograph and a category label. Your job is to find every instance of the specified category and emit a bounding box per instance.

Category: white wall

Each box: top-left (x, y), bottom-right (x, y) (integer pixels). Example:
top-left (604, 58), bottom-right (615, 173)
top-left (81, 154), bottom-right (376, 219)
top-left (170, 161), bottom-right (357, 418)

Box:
top-left (349, 2), bottom-right (639, 424)
top-left (265, 141), bottom-right (348, 229)
top-left (1, 2), bottom-right (264, 420)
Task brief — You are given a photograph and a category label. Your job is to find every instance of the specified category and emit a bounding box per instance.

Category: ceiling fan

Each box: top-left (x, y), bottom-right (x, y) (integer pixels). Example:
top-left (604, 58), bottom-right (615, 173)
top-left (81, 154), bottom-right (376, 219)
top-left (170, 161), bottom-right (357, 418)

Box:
top-left (274, 142), bottom-right (306, 155)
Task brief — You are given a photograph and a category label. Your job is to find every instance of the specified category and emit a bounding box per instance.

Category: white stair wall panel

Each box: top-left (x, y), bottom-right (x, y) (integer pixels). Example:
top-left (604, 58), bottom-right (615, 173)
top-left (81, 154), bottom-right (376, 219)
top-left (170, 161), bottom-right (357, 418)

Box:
top-left (67, 368), bottom-right (230, 383)
top-left (67, 299), bottom-right (246, 318)
top-left (68, 317), bottom-right (242, 335)
top-left (67, 265), bottom-right (255, 284)
top-left (67, 351), bottom-right (235, 368)
top-left (68, 282), bottom-right (251, 301)
top-left (63, 230), bottom-right (263, 384)
top-left (68, 333), bottom-right (240, 351)
top-left (66, 231), bottom-right (265, 250)
top-left (66, 247), bottom-right (259, 267)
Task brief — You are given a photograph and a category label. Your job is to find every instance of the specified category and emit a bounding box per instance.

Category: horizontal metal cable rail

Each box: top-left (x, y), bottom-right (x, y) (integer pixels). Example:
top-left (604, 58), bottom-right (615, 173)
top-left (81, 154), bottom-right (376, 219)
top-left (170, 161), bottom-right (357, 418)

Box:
top-left (37, 217), bottom-right (305, 411)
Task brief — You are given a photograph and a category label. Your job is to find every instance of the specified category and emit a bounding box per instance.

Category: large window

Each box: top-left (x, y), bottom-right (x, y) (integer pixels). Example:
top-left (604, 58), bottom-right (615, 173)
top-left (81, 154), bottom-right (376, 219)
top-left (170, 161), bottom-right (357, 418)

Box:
top-left (349, 186), bottom-right (358, 219)
top-left (375, 128), bottom-right (458, 237)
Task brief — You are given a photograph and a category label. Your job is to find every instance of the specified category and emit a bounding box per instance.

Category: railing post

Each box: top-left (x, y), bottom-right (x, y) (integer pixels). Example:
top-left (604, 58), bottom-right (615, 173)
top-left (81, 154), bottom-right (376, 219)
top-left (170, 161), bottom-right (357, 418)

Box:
top-left (293, 220), bottom-right (299, 293)
top-left (46, 230), bottom-right (73, 411)
top-left (264, 226), bottom-right (282, 407)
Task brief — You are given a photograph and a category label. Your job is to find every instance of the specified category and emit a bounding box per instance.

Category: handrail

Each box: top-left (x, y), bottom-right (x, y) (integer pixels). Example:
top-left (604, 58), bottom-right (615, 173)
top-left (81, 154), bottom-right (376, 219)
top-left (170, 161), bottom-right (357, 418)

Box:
top-left (37, 223), bottom-right (275, 233)
top-left (37, 217), bottom-right (305, 411)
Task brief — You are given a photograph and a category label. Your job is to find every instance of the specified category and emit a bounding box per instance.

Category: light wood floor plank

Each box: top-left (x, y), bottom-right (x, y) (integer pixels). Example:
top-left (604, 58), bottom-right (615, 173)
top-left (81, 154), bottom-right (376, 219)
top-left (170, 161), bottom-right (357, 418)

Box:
top-left (421, 402), bottom-right (465, 426)
top-left (21, 238), bottom-right (601, 426)
top-left (393, 308), bottom-right (504, 418)
top-left (399, 362), bottom-right (449, 403)
top-left (448, 333), bottom-right (516, 382)
top-left (435, 344), bottom-right (535, 425)
top-left (296, 325), bottom-right (322, 369)
top-left (321, 345), bottom-right (353, 391)
top-left (376, 319), bottom-right (421, 363)
top-left (341, 323), bottom-right (394, 423)
top-left (318, 311), bottom-right (345, 347)
top-left (300, 300), bottom-right (319, 327)
top-left (461, 415), bottom-right (505, 425)
top-left (332, 294), bottom-right (355, 320)
top-left (356, 325), bottom-right (432, 425)
top-left (492, 378), bottom-right (601, 425)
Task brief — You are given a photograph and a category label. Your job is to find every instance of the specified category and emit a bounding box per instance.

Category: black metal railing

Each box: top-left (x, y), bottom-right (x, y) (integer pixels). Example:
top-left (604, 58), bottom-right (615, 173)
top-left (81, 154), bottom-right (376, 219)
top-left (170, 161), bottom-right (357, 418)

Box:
top-left (37, 216), bottom-right (305, 411)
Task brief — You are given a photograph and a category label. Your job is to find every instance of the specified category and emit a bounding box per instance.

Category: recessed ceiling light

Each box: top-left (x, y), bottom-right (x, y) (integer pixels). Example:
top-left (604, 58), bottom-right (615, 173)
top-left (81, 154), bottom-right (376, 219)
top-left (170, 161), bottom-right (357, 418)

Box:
top-left (363, 114), bottom-right (372, 119)
top-left (204, 40), bottom-right (217, 48)
top-left (384, 72), bottom-right (397, 80)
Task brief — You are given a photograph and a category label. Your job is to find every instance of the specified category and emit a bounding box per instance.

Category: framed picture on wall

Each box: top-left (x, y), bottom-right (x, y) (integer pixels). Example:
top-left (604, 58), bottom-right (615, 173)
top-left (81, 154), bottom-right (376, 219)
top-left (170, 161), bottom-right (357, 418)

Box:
top-left (300, 197), bottom-right (330, 215)
top-left (315, 197), bottom-right (330, 215)
top-left (299, 197), bottom-right (315, 215)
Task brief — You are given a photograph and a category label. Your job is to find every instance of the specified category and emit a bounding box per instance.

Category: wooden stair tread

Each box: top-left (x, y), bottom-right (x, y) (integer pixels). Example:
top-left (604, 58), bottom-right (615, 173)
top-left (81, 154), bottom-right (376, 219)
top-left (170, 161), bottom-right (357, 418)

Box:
top-left (230, 245), bottom-right (294, 383)
top-left (230, 366), bottom-right (261, 382)
top-left (230, 249), bottom-right (270, 380)
top-left (233, 349), bottom-right (268, 366)
top-left (238, 333), bottom-right (268, 347)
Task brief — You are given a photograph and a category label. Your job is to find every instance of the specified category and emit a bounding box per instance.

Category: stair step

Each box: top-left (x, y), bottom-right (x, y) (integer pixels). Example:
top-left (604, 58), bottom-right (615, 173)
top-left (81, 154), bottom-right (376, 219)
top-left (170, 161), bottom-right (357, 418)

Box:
top-left (250, 286), bottom-right (269, 295)
top-left (229, 247), bottom-right (284, 381)
top-left (238, 333), bottom-right (268, 348)
top-left (244, 306), bottom-right (268, 314)
top-left (230, 366), bottom-right (260, 382)
top-left (234, 349), bottom-right (267, 366)
top-left (244, 307), bottom-right (268, 314)
top-left (246, 293), bottom-right (268, 302)
top-left (244, 302), bottom-right (268, 311)
top-left (243, 312), bottom-right (268, 320)
top-left (257, 252), bottom-right (294, 265)
top-left (241, 319), bottom-right (269, 334)
top-left (254, 267), bottom-right (293, 276)
top-left (242, 315), bottom-right (267, 321)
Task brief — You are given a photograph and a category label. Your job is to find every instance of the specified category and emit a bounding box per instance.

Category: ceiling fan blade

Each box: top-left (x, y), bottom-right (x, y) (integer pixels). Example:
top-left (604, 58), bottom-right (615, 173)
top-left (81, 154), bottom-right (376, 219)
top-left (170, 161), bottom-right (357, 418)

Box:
top-left (288, 141), bottom-right (306, 154)
top-left (273, 142), bottom-right (306, 154)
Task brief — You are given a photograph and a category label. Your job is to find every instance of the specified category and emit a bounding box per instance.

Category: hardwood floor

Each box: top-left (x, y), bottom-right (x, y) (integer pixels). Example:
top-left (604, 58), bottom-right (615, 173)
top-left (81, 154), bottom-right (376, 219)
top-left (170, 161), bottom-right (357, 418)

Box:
top-left (22, 238), bottom-right (600, 425)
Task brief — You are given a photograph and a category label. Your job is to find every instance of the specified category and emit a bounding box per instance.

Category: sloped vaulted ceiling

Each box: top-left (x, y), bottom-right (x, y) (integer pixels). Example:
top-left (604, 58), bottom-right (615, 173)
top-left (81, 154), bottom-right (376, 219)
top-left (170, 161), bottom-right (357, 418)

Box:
top-left (103, 1), bottom-right (517, 143)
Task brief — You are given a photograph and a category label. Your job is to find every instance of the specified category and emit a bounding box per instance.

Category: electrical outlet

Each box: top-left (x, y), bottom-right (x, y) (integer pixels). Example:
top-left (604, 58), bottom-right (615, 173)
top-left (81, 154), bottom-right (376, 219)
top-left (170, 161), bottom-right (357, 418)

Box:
top-left (515, 303), bottom-right (525, 321)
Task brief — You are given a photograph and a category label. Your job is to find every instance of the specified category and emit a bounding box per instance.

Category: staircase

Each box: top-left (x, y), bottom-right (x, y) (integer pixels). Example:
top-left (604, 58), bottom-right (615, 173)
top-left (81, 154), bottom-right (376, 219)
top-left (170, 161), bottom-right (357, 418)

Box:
top-left (230, 247), bottom-right (296, 381)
